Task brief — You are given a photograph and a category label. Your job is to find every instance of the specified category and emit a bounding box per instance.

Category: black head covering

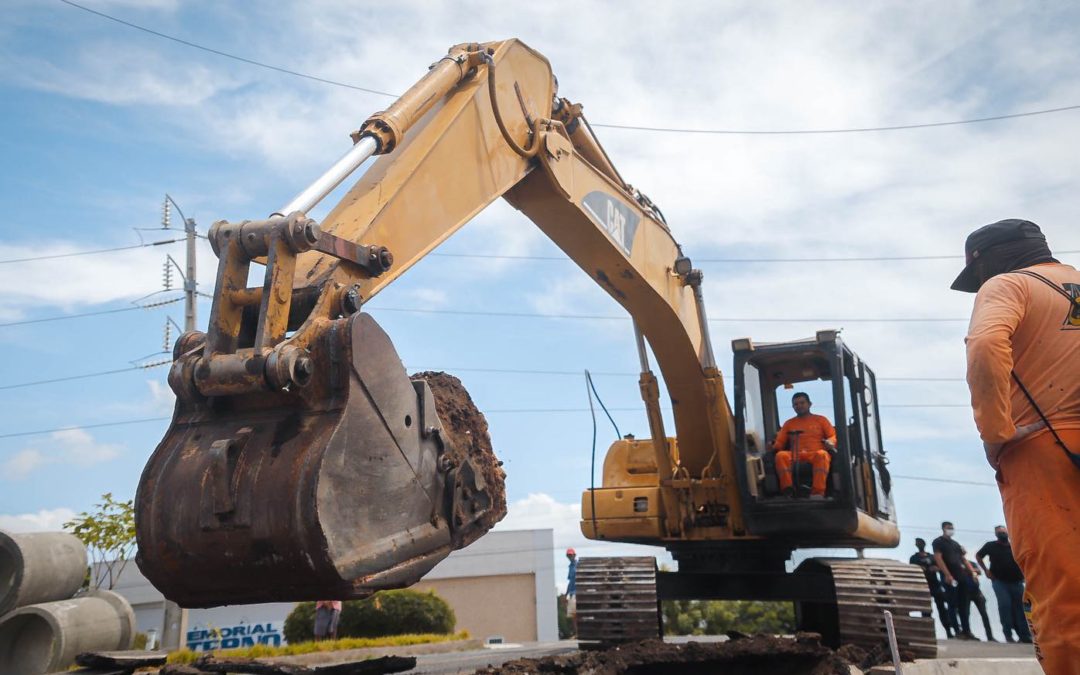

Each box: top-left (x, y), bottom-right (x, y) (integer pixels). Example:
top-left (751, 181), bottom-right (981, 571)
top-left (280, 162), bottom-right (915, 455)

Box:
top-left (951, 219), bottom-right (1057, 292)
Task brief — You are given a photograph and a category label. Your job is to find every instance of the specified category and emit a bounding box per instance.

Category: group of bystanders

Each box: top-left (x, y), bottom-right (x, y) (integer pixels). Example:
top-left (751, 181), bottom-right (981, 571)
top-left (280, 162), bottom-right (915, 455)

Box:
top-left (910, 523), bottom-right (1030, 644)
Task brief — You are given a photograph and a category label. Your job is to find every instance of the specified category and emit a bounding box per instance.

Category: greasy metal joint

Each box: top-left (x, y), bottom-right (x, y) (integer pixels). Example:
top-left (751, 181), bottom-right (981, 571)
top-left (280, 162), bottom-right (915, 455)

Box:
top-left (191, 344), bottom-right (314, 397)
top-left (265, 345), bottom-right (314, 391)
top-left (354, 44), bottom-right (489, 156)
top-left (208, 213), bottom-right (319, 260)
top-left (340, 284), bottom-right (364, 315)
top-left (173, 330), bottom-right (207, 360)
top-left (312, 232), bottom-right (394, 277)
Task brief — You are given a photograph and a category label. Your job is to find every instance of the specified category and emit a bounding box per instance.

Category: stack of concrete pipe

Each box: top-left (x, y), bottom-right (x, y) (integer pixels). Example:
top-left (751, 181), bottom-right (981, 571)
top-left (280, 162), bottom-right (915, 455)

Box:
top-left (0, 530), bottom-right (135, 675)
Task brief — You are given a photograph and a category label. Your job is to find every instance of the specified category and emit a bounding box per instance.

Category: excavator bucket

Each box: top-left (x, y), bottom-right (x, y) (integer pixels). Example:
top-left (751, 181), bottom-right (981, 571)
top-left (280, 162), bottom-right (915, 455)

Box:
top-left (135, 311), bottom-right (505, 607)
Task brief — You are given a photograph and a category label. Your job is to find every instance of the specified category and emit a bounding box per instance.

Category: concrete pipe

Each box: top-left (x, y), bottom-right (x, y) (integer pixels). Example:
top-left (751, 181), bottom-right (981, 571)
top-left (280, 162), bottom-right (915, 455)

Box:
top-left (0, 530), bottom-right (87, 615)
top-left (0, 590), bottom-right (135, 675)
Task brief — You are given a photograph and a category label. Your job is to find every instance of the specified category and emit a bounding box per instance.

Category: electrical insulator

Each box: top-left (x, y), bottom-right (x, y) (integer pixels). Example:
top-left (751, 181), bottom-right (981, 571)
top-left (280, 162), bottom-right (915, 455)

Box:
top-left (162, 320), bottom-right (172, 353)
top-left (163, 259), bottom-right (173, 290)
top-left (162, 197), bottom-right (171, 229)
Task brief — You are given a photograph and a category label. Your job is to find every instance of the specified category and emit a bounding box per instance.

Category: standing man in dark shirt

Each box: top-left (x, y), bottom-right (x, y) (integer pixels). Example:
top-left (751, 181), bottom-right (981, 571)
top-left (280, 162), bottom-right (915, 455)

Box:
top-left (977, 526), bottom-right (1032, 644)
top-left (933, 521), bottom-right (975, 639)
top-left (910, 538), bottom-right (952, 637)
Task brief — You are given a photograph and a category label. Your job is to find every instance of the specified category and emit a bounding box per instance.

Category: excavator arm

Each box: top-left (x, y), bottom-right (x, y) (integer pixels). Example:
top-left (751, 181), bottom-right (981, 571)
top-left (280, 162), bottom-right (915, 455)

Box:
top-left (135, 39), bottom-right (738, 607)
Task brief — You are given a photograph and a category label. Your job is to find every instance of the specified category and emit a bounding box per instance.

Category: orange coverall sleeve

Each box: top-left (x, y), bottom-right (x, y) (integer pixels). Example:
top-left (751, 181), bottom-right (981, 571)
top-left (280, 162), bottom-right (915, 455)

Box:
top-left (773, 421), bottom-right (790, 451)
top-left (821, 416), bottom-right (837, 445)
top-left (965, 275), bottom-right (1028, 444)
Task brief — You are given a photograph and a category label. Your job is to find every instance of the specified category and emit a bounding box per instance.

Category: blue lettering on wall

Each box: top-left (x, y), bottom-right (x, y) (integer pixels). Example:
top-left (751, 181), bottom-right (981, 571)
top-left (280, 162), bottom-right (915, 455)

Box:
top-left (185, 621), bottom-right (286, 651)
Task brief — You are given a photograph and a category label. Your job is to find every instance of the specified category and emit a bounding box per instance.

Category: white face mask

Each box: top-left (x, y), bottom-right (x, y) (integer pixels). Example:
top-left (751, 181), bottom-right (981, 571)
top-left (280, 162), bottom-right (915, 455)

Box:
top-left (944, 528), bottom-right (955, 538)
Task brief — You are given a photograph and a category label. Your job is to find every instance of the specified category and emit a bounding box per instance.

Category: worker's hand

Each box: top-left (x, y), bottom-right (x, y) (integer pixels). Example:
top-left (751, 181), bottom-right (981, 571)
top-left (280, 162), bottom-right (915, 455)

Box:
top-left (944, 573), bottom-right (955, 587)
top-left (986, 570), bottom-right (995, 581)
top-left (823, 439), bottom-right (836, 454)
top-left (983, 421), bottom-right (1047, 468)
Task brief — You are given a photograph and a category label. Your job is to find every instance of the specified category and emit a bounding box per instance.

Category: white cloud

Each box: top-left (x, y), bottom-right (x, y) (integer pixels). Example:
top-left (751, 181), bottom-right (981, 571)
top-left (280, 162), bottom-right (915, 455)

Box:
top-left (53, 429), bottom-right (122, 466)
top-left (3, 44), bottom-right (236, 107)
top-left (1, 449), bottom-right (48, 481)
top-left (0, 236), bottom-right (217, 319)
top-left (1, 430), bottom-right (122, 481)
top-left (0, 507), bottom-right (77, 533)
top-left (147, 379), bottom-right (176, 414)
top-left (495, 492), bottom-right (672, 593)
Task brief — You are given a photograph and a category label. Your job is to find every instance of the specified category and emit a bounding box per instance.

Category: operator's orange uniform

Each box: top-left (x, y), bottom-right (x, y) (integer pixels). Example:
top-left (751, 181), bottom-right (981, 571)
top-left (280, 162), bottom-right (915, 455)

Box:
top-left (966, 262), bottom-right (1080, 674)
top-left (773, 414), bottom-right (836, 496)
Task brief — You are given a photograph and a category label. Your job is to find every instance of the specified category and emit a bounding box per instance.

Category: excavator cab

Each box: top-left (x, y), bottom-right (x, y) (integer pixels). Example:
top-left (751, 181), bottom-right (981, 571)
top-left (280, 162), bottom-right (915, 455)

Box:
top-left (732, 330), bottom-right (898, 548)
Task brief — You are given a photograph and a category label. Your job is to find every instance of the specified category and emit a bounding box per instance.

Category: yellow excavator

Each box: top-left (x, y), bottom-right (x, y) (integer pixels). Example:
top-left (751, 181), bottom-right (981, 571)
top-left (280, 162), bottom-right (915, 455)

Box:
top-left (135, 39), bottom-right (934, 656)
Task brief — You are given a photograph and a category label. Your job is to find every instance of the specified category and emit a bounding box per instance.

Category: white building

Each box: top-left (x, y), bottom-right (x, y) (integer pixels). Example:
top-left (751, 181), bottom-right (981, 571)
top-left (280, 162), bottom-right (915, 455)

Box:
top-left (110, 529), bottom-right (557, 650)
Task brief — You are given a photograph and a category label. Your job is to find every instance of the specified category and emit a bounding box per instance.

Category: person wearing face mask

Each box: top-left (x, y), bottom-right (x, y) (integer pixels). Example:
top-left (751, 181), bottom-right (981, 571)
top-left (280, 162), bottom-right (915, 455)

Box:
top-left (977, 526), bottom-right (1032, 644)
top-left (953, 219), bottom-right (1080, 671)
top-left (932, 521), bottom-right (975, 639)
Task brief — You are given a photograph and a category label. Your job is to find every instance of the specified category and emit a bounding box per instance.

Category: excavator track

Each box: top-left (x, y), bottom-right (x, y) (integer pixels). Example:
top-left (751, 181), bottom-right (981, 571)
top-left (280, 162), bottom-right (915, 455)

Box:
top-left (575, 557), bottom-right (661, 645)
top-left (797, 558), bottom-right (937, 659)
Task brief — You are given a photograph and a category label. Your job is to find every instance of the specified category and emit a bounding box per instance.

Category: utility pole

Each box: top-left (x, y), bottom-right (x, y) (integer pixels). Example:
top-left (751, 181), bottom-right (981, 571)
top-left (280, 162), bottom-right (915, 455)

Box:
top-left (160, 194), bottom-right (195, 650)
top-left (185, 213), bottom-right (196, 331)
top-left (163, 194), bottom-right (198, 332)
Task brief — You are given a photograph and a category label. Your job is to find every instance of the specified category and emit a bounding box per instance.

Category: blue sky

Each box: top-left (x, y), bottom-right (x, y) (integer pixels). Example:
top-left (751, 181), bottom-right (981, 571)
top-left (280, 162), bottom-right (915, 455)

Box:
top-left (2, 0), bottom-right (1079, 598)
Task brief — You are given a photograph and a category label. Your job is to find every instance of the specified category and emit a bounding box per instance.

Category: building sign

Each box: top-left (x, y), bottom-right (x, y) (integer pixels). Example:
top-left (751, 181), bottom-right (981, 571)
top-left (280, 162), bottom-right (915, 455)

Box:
top-left (186, 622), bottom-right (284, 651)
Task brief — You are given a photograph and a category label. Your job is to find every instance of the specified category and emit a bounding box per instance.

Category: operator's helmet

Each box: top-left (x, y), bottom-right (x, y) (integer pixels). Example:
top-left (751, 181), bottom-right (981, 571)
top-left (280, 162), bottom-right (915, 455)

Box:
top-left (566, 548), bottom-right (576, 557)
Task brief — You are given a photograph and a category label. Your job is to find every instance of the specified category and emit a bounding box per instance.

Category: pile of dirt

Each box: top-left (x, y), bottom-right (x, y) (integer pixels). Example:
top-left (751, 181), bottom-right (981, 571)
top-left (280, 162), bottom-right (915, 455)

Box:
top-left (474, 634), bottom-right (858, 675)
top-left (412, 371), bottom-right (507, 534)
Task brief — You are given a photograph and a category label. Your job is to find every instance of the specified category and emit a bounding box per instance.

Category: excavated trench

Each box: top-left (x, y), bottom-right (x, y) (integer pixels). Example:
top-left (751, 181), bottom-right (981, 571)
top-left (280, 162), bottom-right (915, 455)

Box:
top-left (475, 634), bottom-right (904, 675)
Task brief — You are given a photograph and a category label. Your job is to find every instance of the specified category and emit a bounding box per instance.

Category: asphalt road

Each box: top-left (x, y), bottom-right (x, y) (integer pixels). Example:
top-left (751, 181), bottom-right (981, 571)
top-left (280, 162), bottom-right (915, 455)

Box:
top-left (410, 641), bottom-right (578, 674)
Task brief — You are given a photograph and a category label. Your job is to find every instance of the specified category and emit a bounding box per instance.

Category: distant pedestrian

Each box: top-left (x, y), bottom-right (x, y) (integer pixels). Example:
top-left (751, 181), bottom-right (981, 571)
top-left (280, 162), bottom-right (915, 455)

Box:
top-left (909, 538), bottom-right (952, 637)
top-left (976, 526), bottom-right (1032, 644)
top-left (954, 218), bottom-right (1080, 671)
top-left (962, 548), bottom-right (996, 642)
top-left (314, 600), bottom-right (342, 641)
top-left (566, 548), bottom-right (578, 625)
top-left (932, 521), bottom-right (975, 640)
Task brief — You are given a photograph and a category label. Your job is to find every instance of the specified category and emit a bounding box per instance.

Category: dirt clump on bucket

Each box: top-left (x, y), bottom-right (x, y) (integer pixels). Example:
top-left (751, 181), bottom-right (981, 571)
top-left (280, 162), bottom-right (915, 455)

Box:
top-left (412, 371), bottom-right (507, 533)
top-left (475, 633), bottom-right (881, 675)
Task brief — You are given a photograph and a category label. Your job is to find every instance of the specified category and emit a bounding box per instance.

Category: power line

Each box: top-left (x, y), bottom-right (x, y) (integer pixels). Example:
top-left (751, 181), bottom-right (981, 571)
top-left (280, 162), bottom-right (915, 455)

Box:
top-left (890, 474), bottom-right (994, 488)
top-left (0, 298), bottom-right (181, 328)
top-left (430, 249), bottom-right (1080, 264)
top-left (412, 365), bottom-right (964, 382)
top-left (0, 238), bottom-right (184, 265)
top-left (0, 400), bottom-right (977, 439)
top-left (0, 416), bottom-right (171, 440)
top-left (58, 0), bottom-right (396, 97)
top-left (590, 105), bottom-right (1080, 135)
top-left (0, 361), bottom-right (966, 392)
top-left (59, 0), bottom-right (1080, 137)
top-left (0, 362), bottom-right (169, 391)
top-left (370, 305), bottom-right (967, 323)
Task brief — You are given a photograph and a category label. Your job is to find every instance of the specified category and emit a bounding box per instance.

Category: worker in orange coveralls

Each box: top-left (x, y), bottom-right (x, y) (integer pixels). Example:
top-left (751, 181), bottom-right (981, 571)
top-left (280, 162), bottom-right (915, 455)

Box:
top-left (773, 392), bottom-right (836, 498)
top-left (953, 218), bottom-right (1080, 674)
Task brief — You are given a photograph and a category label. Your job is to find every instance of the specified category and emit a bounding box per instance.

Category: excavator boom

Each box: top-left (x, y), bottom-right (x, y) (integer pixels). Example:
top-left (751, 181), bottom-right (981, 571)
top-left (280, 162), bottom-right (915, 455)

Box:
top-left (135, 39), bottom-right (726, 606)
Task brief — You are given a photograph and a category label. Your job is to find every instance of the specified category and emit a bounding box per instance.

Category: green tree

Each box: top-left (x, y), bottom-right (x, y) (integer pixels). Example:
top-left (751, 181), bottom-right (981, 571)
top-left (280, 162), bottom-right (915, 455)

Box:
top-left (662, 600), bottom-right (794, 636)
top-left (63, 492), bottom-right (136, 590)
top-left (284, 590), bottom-right (456, 643)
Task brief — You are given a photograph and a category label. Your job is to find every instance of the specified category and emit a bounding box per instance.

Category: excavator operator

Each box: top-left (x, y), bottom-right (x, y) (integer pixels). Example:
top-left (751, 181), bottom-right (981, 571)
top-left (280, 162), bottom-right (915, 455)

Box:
top-left (773, 392), bottom-right (837, 498)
